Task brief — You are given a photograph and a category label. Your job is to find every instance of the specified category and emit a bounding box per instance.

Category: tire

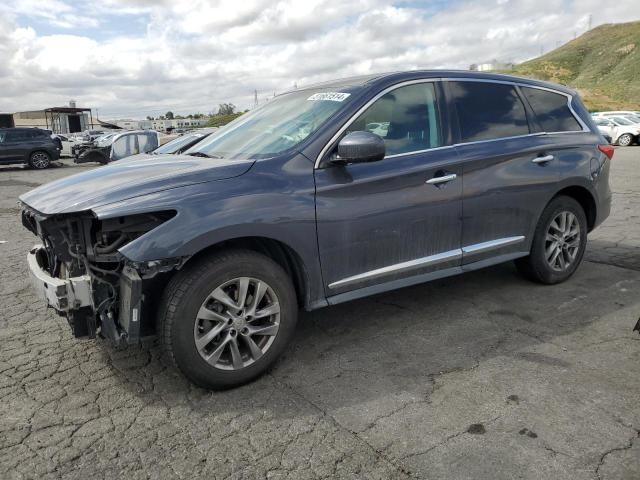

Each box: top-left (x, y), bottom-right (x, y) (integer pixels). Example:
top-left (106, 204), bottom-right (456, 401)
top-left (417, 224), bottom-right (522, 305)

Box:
top-left (29, 151), bottom-right (51, 169)
top-left (515, 196), bottom-right (587, 284)
top-left (617, 133), bottom-right (633, 147)
top-left (158, 249), bottom-right (298, 389)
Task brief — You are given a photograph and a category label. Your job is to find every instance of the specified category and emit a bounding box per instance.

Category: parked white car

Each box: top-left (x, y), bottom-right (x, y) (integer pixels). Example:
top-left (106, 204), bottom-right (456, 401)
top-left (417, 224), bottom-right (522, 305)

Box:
top-left (592, 110), bottom-right (640, 117)
top-left (593, 116), bottom-right (640, 146)
top-left (54, 134), bottom-right (84, 157)
top-left (592, 111), bottom-right (640, 125)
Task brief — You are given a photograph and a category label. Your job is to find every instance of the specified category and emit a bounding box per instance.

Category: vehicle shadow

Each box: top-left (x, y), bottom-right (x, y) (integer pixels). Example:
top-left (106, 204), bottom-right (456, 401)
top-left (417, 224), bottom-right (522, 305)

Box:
top-left (0, 161), bottom-right (66, 172)
top-left (102, 259), bottom-right (639, 423)
top-left (586, 238), bottom-right (640, 271)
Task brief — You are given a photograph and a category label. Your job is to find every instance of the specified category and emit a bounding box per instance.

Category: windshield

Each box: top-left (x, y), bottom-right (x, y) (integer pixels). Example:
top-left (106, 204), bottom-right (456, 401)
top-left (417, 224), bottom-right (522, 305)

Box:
top-left (96, 133), bottom-right (116, 147)
top-left (154, 133), bottom-right (204, 154)
top-left (185, 88), bottom-right (358, 159)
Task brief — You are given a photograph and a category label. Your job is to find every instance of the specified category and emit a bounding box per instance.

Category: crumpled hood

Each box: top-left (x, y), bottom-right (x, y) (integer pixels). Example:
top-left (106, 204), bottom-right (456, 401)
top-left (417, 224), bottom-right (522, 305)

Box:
top-left (20, 154), bottom-right (254, 215)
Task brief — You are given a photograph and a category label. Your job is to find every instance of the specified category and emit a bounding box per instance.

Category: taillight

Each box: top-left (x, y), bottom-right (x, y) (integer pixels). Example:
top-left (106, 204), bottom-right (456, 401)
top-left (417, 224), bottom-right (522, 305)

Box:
top-left (598, 144), bottom-right (614, 160)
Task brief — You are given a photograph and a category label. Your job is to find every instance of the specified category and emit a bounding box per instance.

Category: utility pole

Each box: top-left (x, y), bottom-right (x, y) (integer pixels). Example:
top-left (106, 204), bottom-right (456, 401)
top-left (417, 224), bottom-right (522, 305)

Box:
top-left (588, 13), bottom-right (592, 31)
top-left (253, 89), bottom-right (258, 108)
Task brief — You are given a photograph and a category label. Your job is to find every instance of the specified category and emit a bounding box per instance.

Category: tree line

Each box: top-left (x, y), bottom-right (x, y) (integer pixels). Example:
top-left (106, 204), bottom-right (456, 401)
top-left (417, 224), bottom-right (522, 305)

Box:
top-left (145, 103), bottom-right (245, 127)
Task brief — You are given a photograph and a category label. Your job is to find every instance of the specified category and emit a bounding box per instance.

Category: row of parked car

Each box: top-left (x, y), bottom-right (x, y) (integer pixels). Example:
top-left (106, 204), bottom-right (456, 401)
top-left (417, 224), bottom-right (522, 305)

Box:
top-left (0, 127), bottom-right (218, 168)
top-left (591, 110), bottom-right (640, 146)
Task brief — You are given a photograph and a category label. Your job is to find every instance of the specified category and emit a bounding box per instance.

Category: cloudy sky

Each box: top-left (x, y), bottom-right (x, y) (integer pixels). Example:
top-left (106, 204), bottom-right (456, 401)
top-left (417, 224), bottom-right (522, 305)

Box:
top-left (1, 0), bottom-right (638, 119)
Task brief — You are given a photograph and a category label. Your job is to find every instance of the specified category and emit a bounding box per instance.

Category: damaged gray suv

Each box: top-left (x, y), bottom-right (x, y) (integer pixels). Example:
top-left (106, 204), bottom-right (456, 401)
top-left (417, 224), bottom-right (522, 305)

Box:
top-left (21, 71), bottom-right (612, 389)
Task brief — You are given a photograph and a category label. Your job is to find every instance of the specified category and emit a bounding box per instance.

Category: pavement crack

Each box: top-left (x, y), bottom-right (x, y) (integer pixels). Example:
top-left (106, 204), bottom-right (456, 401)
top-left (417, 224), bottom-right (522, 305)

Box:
top-left (270, 374), bottom-right (414, 478)
top-left (595, 429), bottom-right (639, 479)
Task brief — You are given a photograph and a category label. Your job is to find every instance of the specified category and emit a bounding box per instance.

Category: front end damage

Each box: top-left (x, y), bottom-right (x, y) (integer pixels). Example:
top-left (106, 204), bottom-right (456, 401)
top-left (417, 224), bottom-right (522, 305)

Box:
top-left (22, 206), bottom-right (186, 344)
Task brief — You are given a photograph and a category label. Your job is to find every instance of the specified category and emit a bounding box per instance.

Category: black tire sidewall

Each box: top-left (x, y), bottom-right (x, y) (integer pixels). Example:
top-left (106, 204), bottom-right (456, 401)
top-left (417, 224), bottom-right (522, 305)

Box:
top-left (529, 196), bottom-right (588, 284)
top-left (29, 151), bottom-right (51, 169)
top-left (167, 252), bottom-right (297, 389)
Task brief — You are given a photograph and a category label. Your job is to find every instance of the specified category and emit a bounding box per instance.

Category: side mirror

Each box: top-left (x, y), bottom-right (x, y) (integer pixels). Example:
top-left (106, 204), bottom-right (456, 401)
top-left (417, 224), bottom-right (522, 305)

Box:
top-left (333, 131), bottom-right (385, 165)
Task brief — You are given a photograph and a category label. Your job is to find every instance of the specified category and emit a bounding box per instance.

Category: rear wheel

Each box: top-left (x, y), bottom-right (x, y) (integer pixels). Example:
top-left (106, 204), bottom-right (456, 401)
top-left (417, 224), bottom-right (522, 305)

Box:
top-left (515, 196), bottom-right (587, 284)
top-left (617, 133), bottom-right (633, 147)
top-left (159, 249), bottom-right (298, 389)
top-left (29, 151), bottom-right (51, 169)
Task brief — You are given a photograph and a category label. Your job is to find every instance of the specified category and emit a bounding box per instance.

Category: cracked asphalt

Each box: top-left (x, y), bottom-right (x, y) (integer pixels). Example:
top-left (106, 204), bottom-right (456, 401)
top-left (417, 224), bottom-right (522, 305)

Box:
top-left (1, 148), bottom-right (639, 479)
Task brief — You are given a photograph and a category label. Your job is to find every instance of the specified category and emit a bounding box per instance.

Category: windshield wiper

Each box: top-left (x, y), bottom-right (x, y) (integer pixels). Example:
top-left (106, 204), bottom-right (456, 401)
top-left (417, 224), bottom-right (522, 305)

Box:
top-left (187, 152), bottom-right (224, 159)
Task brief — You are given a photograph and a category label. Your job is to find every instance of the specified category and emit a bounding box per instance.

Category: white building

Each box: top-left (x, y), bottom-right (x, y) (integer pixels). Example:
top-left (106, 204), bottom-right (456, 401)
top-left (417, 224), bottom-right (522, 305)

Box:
top-left (12, 106), bottom-right (94, 133)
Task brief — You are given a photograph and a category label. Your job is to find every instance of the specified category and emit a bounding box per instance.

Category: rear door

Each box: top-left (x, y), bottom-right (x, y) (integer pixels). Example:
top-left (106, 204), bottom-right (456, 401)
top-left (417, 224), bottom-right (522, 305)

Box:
top-left (315, 80), bottom-right (464, 298)
top-left (448, 80), bottom-right (583, 265)
top-left (0, 130), bottom-right (28, 161)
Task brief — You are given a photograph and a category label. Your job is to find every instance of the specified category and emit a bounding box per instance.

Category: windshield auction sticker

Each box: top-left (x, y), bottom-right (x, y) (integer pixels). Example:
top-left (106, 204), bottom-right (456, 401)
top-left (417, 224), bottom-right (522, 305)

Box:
top-left (307, 92), bottom-right (351, 102)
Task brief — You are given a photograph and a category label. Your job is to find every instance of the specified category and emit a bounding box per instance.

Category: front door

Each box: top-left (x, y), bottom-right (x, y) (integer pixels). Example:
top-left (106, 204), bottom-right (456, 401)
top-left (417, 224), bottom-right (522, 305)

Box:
top-left (314, 81), bottom-right (463, 299)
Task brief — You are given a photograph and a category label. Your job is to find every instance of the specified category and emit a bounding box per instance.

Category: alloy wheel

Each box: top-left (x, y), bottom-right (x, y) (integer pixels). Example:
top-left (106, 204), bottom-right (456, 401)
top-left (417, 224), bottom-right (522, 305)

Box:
top-left (545, 211), bottom-right (581, 272)
top-left (30, 152), bottom-right (50, 169)
top-left (193, 277), bottom-right (281, 370)
top-left (618, 134), bottom-right (632, 147)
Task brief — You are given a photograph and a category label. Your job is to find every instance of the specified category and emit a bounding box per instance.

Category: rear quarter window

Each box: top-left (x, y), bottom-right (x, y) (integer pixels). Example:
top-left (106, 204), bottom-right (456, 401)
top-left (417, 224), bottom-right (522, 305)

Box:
top-left (521, 87), bottom-right (582, 132)
top-left (449, 81), bottom-right (530, 142)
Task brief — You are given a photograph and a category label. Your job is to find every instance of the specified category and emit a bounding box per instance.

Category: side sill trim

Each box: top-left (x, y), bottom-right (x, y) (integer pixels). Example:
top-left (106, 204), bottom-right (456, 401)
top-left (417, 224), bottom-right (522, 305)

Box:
top-left (327, 235), bottom-right (526, 290)
top-left (326, 251), bottom-right (529, 306)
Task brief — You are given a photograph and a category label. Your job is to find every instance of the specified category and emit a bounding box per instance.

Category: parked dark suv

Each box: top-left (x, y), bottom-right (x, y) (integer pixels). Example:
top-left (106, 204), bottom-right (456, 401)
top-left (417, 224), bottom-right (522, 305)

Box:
top-left (0, 128), bottom-right (61, 168)
top-left (20, 71), bottom-right (612, 389)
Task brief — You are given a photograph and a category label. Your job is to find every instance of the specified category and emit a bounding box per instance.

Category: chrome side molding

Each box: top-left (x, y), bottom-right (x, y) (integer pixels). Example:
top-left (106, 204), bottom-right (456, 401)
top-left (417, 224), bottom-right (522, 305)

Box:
top-left (461, 236), bottom-right (525, 255)
top-left (328, 248), bottom-right (462, 289)
top-left (328, 235), bottom-right (526, 289)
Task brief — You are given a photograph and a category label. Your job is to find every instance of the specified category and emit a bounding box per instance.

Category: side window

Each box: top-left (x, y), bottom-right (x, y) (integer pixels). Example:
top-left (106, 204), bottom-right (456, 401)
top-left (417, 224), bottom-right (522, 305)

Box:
top-left (450, 81), bottom-right (529, 142)
top-left (521, 87), bottom-right (582, 132)
top-left (6, 131), bottom-right (27, 142)
top-left (346, 83), bottom-right (441, 156)
top-left (137, 133), bottom-right (158, 153)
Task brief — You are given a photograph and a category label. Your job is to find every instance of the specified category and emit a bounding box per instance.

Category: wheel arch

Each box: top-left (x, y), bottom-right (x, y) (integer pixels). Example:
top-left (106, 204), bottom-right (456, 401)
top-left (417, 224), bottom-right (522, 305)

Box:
top-left (28, 149), bottom-right (51, 159)
top-left (615, 132), bottom-right (635, 146)
top-left (552, 185), bottom-right (597, 232)
top-left (183, 236), bottom-right (310, 309)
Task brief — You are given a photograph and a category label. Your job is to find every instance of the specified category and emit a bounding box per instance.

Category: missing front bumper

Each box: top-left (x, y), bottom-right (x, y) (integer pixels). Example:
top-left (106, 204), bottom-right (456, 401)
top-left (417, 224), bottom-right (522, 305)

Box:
top-left (27, 245), bottom-right (93, 312)
top-left (27, 245), bottom-right (148, 344)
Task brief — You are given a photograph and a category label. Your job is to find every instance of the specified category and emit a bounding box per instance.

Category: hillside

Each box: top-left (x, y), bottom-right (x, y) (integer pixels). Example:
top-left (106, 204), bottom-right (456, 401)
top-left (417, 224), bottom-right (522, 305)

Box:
top-left (510, 21), bottom-right (640, 111)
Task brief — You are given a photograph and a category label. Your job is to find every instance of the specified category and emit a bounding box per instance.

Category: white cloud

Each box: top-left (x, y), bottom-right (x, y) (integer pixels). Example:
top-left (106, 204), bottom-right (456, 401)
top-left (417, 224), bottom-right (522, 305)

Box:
top-left (0, 0), bottom-right (638, 117)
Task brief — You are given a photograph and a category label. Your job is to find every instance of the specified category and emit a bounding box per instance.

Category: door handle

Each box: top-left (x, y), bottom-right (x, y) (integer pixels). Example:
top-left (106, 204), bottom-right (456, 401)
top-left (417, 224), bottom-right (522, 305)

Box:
top-left (426, 173), bottom-right (457, 185)
top-left (532, 154), bottom-right (554, 164)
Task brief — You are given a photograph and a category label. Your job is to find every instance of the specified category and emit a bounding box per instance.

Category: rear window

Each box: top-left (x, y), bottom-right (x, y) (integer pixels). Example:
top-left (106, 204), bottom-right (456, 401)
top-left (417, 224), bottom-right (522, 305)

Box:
top-left (521, 87), bottom-right (582, 132)
top-left (449, 81), bottom-right (530, 142)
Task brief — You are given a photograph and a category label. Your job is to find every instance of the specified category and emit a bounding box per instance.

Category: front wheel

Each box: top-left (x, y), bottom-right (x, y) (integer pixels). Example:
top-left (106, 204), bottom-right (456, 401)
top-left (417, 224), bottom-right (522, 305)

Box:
top-left (617, 133), bottom-right (633, 147)
top-left (29, 151), bottom-right (51, 169)
top-left (159, 250), bottom-right (298, 389)
top-left (515, 196), bottom-right (587, 284)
